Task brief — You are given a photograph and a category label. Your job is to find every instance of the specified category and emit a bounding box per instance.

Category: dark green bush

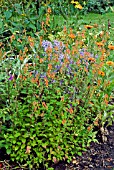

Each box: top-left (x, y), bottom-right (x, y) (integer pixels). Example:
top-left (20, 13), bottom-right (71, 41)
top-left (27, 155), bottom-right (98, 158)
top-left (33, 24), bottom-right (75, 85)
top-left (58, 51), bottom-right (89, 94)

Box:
top-left (83, 0), bottom-right (113, 14)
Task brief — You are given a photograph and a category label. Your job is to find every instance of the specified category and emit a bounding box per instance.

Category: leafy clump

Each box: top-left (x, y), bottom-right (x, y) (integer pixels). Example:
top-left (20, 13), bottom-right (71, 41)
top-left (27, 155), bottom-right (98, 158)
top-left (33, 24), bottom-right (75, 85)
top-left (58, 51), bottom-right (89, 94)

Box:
top-left (83, 0), bottom-right (113, 14)
top-left (0, 1), bottom-right (114, 170)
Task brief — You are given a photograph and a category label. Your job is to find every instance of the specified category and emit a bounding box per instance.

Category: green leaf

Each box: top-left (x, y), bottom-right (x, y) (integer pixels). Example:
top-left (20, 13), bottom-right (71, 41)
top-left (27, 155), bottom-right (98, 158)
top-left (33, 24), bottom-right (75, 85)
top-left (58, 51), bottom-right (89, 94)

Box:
top-left (21, 144), bottom-right (25, 149)
top-left (30, 16), bottom-right (38, 21)
top-left (48, 136), bottom-right (54, 142)
top-left (7, 149), bottom-right (11, 154)
top-left (48, 34), bottom-right (55, 41)
top-left (48, 168), bottom-right (54, 170)
top-left (0, 140), bottom-right (4, 147)
top-left (77, 152), bottom-right (82, 156)
top-left (4, 10), bottom-right (12, 20)
top-left (12, 140), bottom-right (16, 144)
top-left (22, 138), bottom-right (26, 143)
top-left (31, 140), bottom-right (37, 147)
top-left (9, 135), bottom-right (14, 139)
top-left (23, 133), bottom-right (29, 138)
top-left (14, 145), bottom-right (19, 151)
top-left (29, 23), bottom-right (36, 31)
top-left (0, 20), bottom-right (3, 29)
top-left (17, 142), bottom-right (21, 145)
top-left (14, 132), bottom-right (21, 138)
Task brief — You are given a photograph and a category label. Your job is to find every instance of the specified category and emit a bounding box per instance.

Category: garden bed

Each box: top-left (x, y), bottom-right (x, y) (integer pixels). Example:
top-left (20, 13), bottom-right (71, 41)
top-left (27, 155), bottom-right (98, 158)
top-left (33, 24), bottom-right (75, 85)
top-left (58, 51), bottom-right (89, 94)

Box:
top-left (0, 1), bottom-right (114, 170)
top-left (52, 122), bottom-right (114, 170)
top-left (0, 122), bottom-right (114, 170)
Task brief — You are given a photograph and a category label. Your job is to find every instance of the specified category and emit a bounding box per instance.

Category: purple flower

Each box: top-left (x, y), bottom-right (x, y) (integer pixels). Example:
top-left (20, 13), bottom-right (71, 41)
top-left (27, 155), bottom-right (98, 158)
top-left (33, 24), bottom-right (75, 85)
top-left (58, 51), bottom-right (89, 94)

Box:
top-left (42, 40), bottom-right (53, 52)
top-left (95, 54), bottom-right (98, 58)
top-left (42, 40), bottom-right (65, 53)
top-left (40, 72), bottom-right (46, 78)
top-left (8, 74), bottom-right (14, 81)
top-left (59, 53), bottom-right (64, 60)
top-left (53, 40), bottom-right (65, 51)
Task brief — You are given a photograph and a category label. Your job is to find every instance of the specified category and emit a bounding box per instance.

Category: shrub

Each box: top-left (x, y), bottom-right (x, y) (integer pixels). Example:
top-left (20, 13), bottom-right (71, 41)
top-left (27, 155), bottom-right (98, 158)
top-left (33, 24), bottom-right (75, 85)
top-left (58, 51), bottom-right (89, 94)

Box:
top-left (83, 0), bottom-right (113, 14)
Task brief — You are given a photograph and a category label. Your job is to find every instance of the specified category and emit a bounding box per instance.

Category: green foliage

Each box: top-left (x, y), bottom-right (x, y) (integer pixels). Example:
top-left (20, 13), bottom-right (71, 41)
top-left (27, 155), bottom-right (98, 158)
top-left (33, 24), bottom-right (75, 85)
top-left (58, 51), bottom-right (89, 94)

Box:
top-left (83, 0), bottom-right (113, 14)
top-left (0, 1), bottom-right (114, 169)
top-left (0, 2), bottom-right (38, 34)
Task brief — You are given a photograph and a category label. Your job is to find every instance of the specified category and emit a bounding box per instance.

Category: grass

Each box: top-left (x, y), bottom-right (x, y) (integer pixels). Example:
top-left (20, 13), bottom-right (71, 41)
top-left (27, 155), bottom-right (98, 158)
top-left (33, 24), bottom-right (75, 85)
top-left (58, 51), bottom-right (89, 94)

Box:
top-left (82, 12), bottom-right (114, 26)
top-left (51, 12), bottom-right (114, 43)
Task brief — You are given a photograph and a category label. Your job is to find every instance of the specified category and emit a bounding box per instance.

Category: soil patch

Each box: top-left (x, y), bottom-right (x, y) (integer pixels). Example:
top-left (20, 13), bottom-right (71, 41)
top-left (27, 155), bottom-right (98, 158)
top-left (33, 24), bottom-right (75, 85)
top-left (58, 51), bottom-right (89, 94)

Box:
top-left (52, 123), bottom-right (114, 170)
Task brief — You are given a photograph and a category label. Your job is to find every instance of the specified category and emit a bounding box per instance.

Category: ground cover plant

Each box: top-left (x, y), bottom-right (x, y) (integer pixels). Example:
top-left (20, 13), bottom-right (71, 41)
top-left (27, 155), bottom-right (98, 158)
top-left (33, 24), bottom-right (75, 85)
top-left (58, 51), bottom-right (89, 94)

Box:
top-left (0, 0), bottom-right (114, 169)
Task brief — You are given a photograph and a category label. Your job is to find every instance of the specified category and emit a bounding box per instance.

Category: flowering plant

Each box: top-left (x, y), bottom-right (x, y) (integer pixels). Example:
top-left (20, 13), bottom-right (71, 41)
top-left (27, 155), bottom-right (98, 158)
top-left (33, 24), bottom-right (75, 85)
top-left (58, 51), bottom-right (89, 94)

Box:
top-left (0, 2), bottom-right (114, 170)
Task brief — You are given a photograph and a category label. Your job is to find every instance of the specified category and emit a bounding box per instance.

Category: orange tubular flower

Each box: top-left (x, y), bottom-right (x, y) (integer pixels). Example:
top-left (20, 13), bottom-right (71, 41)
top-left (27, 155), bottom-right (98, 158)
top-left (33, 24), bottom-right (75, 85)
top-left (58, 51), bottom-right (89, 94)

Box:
top-left (61, 96), bottom-right (64, 102)
top-left (48, 64), bottom-right (52, 70)
top-left (100, 55), bottom-right (106, 61)
top-left (63, 26), bottom-right (67, 33)
top-left (108, 45), bottom-right (114, 50)
top-left (93, 119), bottom-right (99, 126)
top-left (69, 107), bottom-right (73, 114)
top-left (87, 125), bottom-right (93, 131)
top-left (84, 25), bottom-right (93, 29)
top-left (104, 80), bottom-right (110, 88)
top-left (97, 79), bottom-right (101, 86)
top-left (47, 7), bottom-right (52, 14)
top-left (106, 61), bottom-right (114, 66)
top-left (69, 33), bottom-right (76, 39)
top-left (104, 94), bottom-right (109, 105)
top-left (44, 78), bottom-right (48, 87)
top-left (42, 102), bottom-right (47, 108)
top-left (23, 76), bottom-right (27, 80)
top-left (50, 72), bottom-right (55, 79)
top-left (62, 119), bottom-right (66, 125)
top-left (10, 34), bottom-right (15, 42)
top-left (19, 56), bottom-right (24, 61)
top-left (31, 76), bottom-right (39, 84)
top-left (39, 58), bottom-right (44, 63)
top-left (46, 46), bottom-right (52, 53)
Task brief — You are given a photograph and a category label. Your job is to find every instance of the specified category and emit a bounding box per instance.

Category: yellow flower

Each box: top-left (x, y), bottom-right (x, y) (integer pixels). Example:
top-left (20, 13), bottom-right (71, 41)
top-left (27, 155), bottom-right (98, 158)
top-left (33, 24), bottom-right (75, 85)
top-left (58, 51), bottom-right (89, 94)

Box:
top-left (88, 57), bottom-right (96, 62)
top-left (21, 13), bottom-right (26, 16)
top-left (75, 4), bottom-right (83, 9)
top-left (96, 42), bottom-right (104, 47)
top-left (108, 44), bottom-right (114, 50)
top-left (106, 61), bottom-right (114, 66)
top-left (71, 0), bottom-right (75, 4)
top-left (98, 70), bottom-right (105, 76)
top-left (71, 0), bottom-right (79, 4)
